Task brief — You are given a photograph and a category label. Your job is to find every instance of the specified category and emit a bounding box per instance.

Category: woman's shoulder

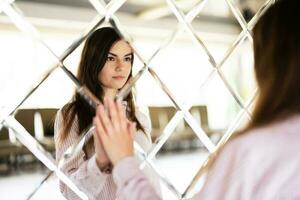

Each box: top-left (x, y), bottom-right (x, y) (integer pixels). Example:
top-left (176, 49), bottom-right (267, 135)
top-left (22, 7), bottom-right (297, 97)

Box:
top-left (55, 104), bottom-right (74, 125)
top-left (133, 106), bottom-right (153, 151)
top-left (54, 104), bottom-right (79, 143)
top-left (135, 108), bottom-right (150, 126)
top-left (200, 115), bottom-right (300, 199)
top-left (134, 107), bottom-right (152, 136)
top-left (216, 114), bottom-right (300, 173)
top-left (232, 114), bottom-right (300, 151)
top-left (215, 114), bottom-right (300, 196)
top-left (55, 103), bottom-right (70, 120)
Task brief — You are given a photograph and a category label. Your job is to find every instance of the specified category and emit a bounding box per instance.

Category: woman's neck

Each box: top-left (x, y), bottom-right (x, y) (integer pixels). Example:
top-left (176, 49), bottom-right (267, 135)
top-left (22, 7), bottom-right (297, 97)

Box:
top-left (103, 87), bottom-right (118, 100)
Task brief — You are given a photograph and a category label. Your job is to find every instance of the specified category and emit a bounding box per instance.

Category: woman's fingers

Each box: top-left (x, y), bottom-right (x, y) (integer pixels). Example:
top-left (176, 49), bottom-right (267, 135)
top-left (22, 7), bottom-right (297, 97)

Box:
top-left (94, 114), bottom-right (105, 137)
top-left (107, 98), bottom-right (121, 132)
top-left (94, 103), bottom-right (135, 166)
top-left (96, 100), bottom-right (133, 138)
top-left (93, 113), bottom-right (109, 150)
top-left (116, 100), bottom-right (127, 131)
top-left (116, 100), bottom-right (126, 117)
top-left (128, 122), bottom-right (136, 139)
top-left (98, 104), bottom-right (114, 135)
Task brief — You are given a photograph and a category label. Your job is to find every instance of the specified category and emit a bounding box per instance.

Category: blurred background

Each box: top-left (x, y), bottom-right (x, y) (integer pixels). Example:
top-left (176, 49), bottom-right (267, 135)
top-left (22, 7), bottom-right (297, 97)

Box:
top-left (0, 0), bottom-right (265, 199)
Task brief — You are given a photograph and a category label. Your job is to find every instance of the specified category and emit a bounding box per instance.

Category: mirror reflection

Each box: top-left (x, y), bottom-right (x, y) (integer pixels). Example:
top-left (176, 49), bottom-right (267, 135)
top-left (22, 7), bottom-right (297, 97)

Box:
top-left (0, 0), bottom-right (264, 199)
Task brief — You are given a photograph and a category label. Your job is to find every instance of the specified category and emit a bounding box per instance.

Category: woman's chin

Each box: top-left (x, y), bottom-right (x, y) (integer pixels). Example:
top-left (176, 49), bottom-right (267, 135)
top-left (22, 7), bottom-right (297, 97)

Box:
top-left (112, 84), bottom-right (125, 90)
top-left (117, 83), bottom-right (127, 89)
top-left (107, 81), bottom-right (128, 91)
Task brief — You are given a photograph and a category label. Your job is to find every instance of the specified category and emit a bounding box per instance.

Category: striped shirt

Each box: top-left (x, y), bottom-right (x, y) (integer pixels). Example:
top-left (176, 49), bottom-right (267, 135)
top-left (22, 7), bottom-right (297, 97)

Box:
top-left (54, 107), bottom-right (161, 200)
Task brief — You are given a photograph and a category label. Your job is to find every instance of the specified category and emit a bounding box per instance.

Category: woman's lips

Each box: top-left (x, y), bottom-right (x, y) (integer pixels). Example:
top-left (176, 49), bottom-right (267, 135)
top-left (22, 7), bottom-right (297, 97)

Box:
top-left (112, 76), bottom-right (125, 80)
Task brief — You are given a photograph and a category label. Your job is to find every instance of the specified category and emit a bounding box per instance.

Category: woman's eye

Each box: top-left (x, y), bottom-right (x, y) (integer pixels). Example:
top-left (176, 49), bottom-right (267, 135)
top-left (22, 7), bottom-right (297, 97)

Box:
top-left (125, 57), bottom-right (132, 62)
top-left (107, 56), bottom-right (115, 61)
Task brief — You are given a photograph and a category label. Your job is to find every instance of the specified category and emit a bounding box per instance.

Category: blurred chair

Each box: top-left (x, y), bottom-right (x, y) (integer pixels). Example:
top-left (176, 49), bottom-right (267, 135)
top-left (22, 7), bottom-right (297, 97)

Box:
top-left (148, 106), bottom-right (176, 141)
top-left (14, 108), bottom-right (57, 153)
top-left (0, 108), bottom-right (58, 171)
top-left (148, 105), bottom-right (215, 151)
top-left (0, 127), bottom-right (21, 173)
top-left (34, 108), bottom-right (57, 152)
top-left (0, 108), bottom-right (57, 168)
top-left (189, 105), bottom-right (211, 135)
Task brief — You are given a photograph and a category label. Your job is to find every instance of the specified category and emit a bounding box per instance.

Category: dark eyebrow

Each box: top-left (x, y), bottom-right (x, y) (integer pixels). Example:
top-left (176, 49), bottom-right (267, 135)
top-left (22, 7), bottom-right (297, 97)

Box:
top-left (124, 53), bottom-right (133, 57)
top-left (108, 52), bottom-right (133, 57)
top-left (108, 52), bottom-right (117, 57)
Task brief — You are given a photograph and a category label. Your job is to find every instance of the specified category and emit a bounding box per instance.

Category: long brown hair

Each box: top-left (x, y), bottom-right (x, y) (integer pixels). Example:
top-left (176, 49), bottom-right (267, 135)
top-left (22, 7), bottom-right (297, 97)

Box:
top-left (206, 0), bottom-right (300, 171)
top-left (244, 0), bottom-right (300, 131)
top-left (58, 27), bottom-right (144, 143)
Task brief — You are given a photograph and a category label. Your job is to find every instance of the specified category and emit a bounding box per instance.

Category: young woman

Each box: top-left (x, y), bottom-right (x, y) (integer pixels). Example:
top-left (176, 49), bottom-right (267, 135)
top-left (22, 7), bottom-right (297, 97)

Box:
top-left (54, 27), bottom-right (160, 200)
top-left (94, 0), bottom-right (300, 199)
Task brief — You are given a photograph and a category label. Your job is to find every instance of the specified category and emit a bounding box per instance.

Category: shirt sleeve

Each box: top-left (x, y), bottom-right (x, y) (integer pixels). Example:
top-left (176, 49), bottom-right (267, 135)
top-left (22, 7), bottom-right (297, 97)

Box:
top-left (54, 110), bottom-right (115, 200)
top-left (113, 157), bottom-right (161, 200)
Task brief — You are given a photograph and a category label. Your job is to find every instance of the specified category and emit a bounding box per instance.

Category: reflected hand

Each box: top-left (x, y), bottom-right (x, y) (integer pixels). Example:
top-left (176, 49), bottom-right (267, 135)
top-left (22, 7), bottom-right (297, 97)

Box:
top-left (93, 129), bottom-right (110, 170)
top-left (93, 98), bottom-right (135, 166)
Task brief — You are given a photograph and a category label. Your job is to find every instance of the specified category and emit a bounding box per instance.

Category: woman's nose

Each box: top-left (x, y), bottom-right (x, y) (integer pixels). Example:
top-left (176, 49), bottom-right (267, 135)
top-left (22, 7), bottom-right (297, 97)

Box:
top-left (115, 59), bottom-right (125, 71)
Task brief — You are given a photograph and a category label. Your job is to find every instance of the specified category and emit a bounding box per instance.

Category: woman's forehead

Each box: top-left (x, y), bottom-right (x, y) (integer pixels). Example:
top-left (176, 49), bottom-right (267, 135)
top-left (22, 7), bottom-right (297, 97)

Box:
top-left (109, 40), bottom-right (133, 56)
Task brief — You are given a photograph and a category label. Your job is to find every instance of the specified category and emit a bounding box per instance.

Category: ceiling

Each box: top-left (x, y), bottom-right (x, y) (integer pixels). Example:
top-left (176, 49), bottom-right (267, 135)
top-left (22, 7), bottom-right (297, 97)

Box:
top-left (14, 0), bottom-right (266, 21)
top-left (0, 0), bottom-right (267, 41)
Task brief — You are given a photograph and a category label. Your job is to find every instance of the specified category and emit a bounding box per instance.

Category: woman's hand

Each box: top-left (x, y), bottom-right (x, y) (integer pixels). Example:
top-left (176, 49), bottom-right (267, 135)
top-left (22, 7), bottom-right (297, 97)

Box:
top-left (93, 129), bottom-right (110, 170)
top-left (93, 98), bottom-right (135, 166)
